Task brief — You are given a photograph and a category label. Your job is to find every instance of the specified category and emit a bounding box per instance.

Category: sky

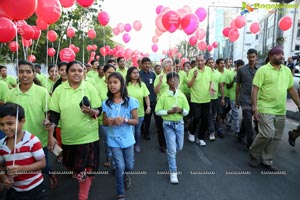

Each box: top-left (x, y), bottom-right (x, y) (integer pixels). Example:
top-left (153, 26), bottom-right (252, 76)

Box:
top-left (101, 0), bottom-right (271, 60)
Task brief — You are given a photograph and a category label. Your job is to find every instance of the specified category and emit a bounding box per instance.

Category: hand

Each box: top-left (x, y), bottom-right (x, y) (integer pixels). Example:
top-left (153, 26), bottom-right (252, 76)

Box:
top-left (159, 75), bottom-right (164, 82)
top-left (47, 136), bottom-right (57, 152)
top-left (105, 118), bottom-right (114, 126)
top-left (114, 117), bottom-right (124, 126)
top-left (235, 100), bottom-right (240, 109)
top-left (145, 107), bottom-right (151, 114)
top-left (0, 175), bottom-right (13, 189)
top-left (168, 107), bottom-right (177, 114)
top-left (253, 110), bottom-right (260, 121)
top-left (6, 165), bottom-right (21, 178)
top-left (210, 88), bottom-right (216, 96)
top-left (81, 105), bottom-right (91, 115)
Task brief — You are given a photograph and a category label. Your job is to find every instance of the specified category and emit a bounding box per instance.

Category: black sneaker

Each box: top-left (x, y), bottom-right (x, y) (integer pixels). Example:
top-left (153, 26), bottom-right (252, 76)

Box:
top-left (248, 154), bottom-right (258, 168)
top-left (288, 131), bottom-right (295, 146)
top-left (124, 174), bottom-right (131, 189)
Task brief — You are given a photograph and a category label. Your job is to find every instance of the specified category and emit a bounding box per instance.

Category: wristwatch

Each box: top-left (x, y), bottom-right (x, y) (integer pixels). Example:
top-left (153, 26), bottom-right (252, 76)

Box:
top-left (124, 118), bottom-right (128, 123)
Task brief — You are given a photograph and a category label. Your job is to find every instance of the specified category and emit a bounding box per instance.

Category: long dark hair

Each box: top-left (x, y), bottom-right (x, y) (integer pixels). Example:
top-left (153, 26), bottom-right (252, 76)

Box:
top-left (52, 62), bottom-right (68, 92)
top-left (106, 72), bottom-right (129, 108)
top-left (126, 66), bottom-right (141, 87)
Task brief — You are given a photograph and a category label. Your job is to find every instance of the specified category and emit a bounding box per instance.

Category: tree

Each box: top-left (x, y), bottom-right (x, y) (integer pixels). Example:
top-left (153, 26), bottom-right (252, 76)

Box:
top-left (176, 40), bottom-right (199, 59)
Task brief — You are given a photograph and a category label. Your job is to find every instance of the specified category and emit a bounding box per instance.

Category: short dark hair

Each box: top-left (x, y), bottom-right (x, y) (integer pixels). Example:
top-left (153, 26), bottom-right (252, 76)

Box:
top-left (117, 57), bottom-right (125, 63)
top-left (247, 48), bottom-right (257, 55)
top-left (166, 72), bottom-right (179, 81)
top-left (106, 58), bottom-right (116, 64)
top-left (103, 63), bottom-right (116, 73)
top-left (58, 62), bottom-right (68, 69)
top-left (66, 60), bottom-right (83, 73)
top-left (234, 59), bottom-right (245, 67)
top-left (191, 60), bottom-right (196, 65)
top-left (0, 65), bottom-right (6, 70)
top-left (0, 103), bottom-right (25, 121)
top-left (216, 58), bottom-right (224, 65)
top-left (34, 64), bottom-right (41, 69)
top-left (90, 60), bottom-right (97, 65)
top-left (18, 60), bottom-right (34, 72)
top-left (48, 64), bottom-right (56, 73)
top-left (174, 58), bottom-right (180, 65)
top-left (141, 57), bottom-right (151, 64)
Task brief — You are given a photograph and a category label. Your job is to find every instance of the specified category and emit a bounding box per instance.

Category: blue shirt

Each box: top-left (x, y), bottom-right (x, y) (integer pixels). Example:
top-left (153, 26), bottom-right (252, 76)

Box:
top-left (139, 69), bottom-right (156, 102)
top-left (102, 97), bottom-right (139, 148)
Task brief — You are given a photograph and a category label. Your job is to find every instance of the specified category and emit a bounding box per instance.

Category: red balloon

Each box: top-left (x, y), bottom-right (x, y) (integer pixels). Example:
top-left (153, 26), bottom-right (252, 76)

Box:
top-left (0, 0), bottom-right (37, 20)
top-left (59, 0), bottom-right (75, 8)
top-left (67, 27), bottom-right (75, 38)
top-left (151, 44), bottom-right (158, 52)
top-left (27, 54), bottom-right (36, 62)
top-left (22, 37), bottom-right (32, 48)
top-left (74, 47), bottom-right (80, 54)
top-left (189, 36), bottom-right (197, 46)
top-left (76, 0), bottom-right (94, 8)
top-left (133, 20), bottom-right (142, 31)
top-left (122, 33), bottom-right (131, 43)
top-left (222, 27), bottom-right (231, 37)
top-left (36, 0), bottom-right (62, 24)
top-left (207, 45), bottom-right (213, 51)
top-left (212, 42), bottom-right (218, 48)
top-left (96, 55), bottom-right (100, 60)
top-left (99, 47), bottom-right (107, 56)
top-left (278, 16), bottom-right (292, 31)
top-left (8, 41), bottom-right (19, 52)
top-left (22, 25), bottom-right (34, 40)
top-left (230, 19), bottom-right (237, 29)
top-left (250, 22), bottom-right (260, 34)
top-left (87, 29), bottom-right (96, 40)
top-left (0, 7), bottom-right (9, 18)
top-left (228, 29), bottom-right (240, 42)
top-left (162, 10), bottom-right (181, 33)
top-left (235, 16), bottom-right (246, 28)
top-left (47, 30), bottom-right (58, 42)
top-left (48, 48), bottom-right (56, 57)
top-left (86, 45), bottom-right (93, 52)
top-left (31, 26), bottom-right (41, 40)
top-left (36, 18), bottom-right (49, 30)
top-left (92, 44), bottom-right (97, 51)
top-left (181, 14), bottom-right (199, 35)
top-left (198, 41), bottom-right (207, 51)
top-left (155, 13), bottom-right (167, 32)
top-left (15, 20), bottom-right (27, 35)
top-left (195, 28), bottom-right (206, 40)
top-left (98, 11), bottom-right (110, 26)
top-left (59, 48), bottom-right (75, 62)
top-left (0, 17), bottom-right (17, 43)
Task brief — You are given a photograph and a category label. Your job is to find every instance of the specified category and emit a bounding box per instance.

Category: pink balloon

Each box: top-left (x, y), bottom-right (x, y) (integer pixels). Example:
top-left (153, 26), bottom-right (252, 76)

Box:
top-left (155, 28), bottom-right (163, 36)
top-left (228, 29), bottom-right (240, 42)
top-left (0, 0), bottom-right (37, 20)
top-left (250, 22), bottom-right (260, 34)
top-left (117, 23), bottom-right (125, 33)
top-left (230, 19), bottom-right (237, 29)
top-left (112, 27), bottom-right (120, 36)
top-left (122, 33), bottom-right (131, 43)
top-left (74, 47), bottom-right (80, 54)
top-left (183, 5), bottom-right (192, 13)
top-left (198, 41), bottom-right (207, 51)
top-left (133, 20), bottom-right (142, 31)
top-left (92, 44), bottom-right (97, 51)
top-left (76, 0), bottom-right (94, 8)
top-left (98, 11), bottom-right (110, 26)
top-left (195, 7), bottom-right (207, 22)
top-left (222, 27), bottom-right (231, 37)
top-left (152, 36), bottom-right (159, 43)
top-left (162, 50), bottom-right (167, 55)
top-left (155, 13), bottom-right (167, 32)
top-left (195, 28), bottom-right (206, 40)
top-left (8, 41), bottom-right (19, 52)
top-left (22, 25), bottom-right (34, 40)
top-left (177, 8), bottom-right (189, 19)
top-left (36, 18), bottom-right (49, 30)
top-left (151, 44), bottom-right (158, 52)
top-left (189, 36), bottom-right (197, 46)
top-left (59, 0), bottom-right (75, 8)
top-left (86, 45), bottom-right (92, 52)
top-left (278, 16), bottom-right (292, 31)
top-left (47, 30), bottom-right (58, 42)
top-left (160, 7), bottom-right (170, 14)
top-left (177, 53), bottom-right (182, 59)
top-left (181, 14), bottom-right (199, 35)
top-left (212, 42), bottom-right (218, 48)
top-left (67, 27), bottom-right (75, 38)
top-left (48, 48), bottom-right (56, 57)
top-left (15, 20), bottom-right (27, 35)
top-left (235, 16), bottom-right (246, 28)
top-left (124, 48), bottom-right (133, 59)
top-left (124, 23), bottom-right (132, 32)
top-left (0, 17), bottom-right (17, 43)
top-left (156, 5), bottom-right (164, 15)
top-left (87, 29), bottom-right (96, 40)
top-left (59, 48), bottom-right (75, 62)
top-left (36, 0), bottom-right (62, 24)
top-left (162, 10), bottom-right (181, 33)
top-left (22, 37), bottom-right (32, 48)
top-left (99, 47), bottom-right (106, 56)
top-left (207, 45), bottom-right (213, 51)
top-left (96, 55), bottom-right (100, 60)
top-left (31, 26), bottom-right (41, 40)
top-left (27, 54), bottom-right (36, 62)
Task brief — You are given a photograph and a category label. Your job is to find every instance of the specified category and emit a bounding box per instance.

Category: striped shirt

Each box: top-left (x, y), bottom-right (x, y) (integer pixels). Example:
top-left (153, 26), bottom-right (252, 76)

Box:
top-left (0, 131), bottom-right (45, 192)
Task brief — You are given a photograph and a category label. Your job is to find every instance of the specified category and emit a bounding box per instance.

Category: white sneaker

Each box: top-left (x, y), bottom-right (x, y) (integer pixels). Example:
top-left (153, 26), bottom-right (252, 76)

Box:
top-left (188, 131), bottom-right (195, 142)
top-left (170, 173), bottom-right (179, 184)
top-left (199, 140), bottom-right (207, 146)
top-left (209, 133), bottom-right (216, 141)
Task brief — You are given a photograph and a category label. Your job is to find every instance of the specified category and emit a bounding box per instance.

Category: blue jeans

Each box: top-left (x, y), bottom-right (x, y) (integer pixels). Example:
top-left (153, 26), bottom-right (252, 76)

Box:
top-left (111, 146), bottom-right (134, 196)
top-left (163, 120), bottom-right (184, 173)
top-left (230, 100), bottom-right (240, 132)
top-left (42, 147), bottom-right (52, 176)
top-left (134, 117), bottom-right (144, 146)
top-left (99, 125), bottom-right (112, 162)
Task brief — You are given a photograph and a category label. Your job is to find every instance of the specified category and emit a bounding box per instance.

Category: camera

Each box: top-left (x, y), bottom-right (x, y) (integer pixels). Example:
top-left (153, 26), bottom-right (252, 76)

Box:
top-left (79, 96), bottom-right (90, 107)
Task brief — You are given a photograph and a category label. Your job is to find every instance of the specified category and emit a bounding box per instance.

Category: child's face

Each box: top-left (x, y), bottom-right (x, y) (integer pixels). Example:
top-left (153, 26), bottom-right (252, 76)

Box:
top-left (108, 76), bottom-right (121, 94)
top-left (167, 77), bottom-right (179, 90)
top-left (0, 116), bottom-right (24, 138)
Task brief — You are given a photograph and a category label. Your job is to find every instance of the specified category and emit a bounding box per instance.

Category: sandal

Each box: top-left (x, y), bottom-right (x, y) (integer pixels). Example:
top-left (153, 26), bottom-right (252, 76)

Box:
top-left (103, 161), bottom-right (111, 167)
top-left (49, 174), bottom-right (57, 189)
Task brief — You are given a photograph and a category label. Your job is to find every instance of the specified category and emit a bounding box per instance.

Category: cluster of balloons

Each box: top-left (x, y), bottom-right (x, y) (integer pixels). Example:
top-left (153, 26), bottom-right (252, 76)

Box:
top-left (222, 15), bottom-right (247, 42)
top-left (112, 20), bottom-right (143, 44)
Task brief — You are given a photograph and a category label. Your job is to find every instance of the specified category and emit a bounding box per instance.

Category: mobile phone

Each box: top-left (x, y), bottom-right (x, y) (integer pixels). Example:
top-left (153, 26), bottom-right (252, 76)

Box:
top-left (52, 144), bottom-right (63, 156)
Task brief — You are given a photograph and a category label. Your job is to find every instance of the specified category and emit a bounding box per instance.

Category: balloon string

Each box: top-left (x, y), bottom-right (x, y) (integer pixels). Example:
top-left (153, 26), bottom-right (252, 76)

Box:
top-left (103, 26), bottom-right (106, 64)
top-left (34, 34), bottom-right (41, 52)
top-left (45, 27), bottom-right (49, 119)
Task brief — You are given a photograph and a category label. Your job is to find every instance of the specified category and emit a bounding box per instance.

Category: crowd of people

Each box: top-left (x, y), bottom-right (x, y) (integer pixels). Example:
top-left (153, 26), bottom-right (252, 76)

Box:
top-left (0, 46), bottom-right (300, 200)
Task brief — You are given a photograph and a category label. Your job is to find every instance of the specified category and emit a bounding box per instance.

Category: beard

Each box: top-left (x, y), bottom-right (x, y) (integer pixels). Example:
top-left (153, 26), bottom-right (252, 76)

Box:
top-left (272, 59), bottom-right (283, 65)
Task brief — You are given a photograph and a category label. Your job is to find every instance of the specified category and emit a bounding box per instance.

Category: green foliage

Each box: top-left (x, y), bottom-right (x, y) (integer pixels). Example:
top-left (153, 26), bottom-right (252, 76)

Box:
top-left (176, 40), bottom-right (199, 59)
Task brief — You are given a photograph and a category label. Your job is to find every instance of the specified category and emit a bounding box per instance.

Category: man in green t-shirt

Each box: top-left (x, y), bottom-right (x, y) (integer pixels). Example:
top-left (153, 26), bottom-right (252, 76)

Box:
top-left (249, 46), bottom-right (300, 171)
top-left (0, 65), bottom-right (17, 89)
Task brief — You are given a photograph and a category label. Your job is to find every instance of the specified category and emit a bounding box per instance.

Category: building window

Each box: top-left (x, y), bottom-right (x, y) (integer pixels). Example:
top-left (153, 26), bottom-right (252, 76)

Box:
top-left (297, 28), bottom-right (300, 38)
top-left (295, 45), bottom-right (300, 51)
top-left (245, 43), bottom-right (251, 46)
top-left (267, 26), bottom-right (274, 39)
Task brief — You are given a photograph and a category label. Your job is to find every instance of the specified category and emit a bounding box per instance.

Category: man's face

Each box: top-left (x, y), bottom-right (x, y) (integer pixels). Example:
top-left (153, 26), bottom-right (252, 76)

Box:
top-left (247, 53), bottom-right (257, 64)
top-left (118, 58), bottom-right (126, 68)
top-left (93, 61), bottom-right (99, 70)
top-left (270, 53), bottom-right (284, 65)
top-left (206, 59), bottom-right (215, 69)
top-left (217, 61), bottom-right (225, 70)
top-left (0, 68), bottom-right (7, 77)
top-left (196, 55), bottom-right (205, 68)
top-left (142, 61), bottom-right (151, 72)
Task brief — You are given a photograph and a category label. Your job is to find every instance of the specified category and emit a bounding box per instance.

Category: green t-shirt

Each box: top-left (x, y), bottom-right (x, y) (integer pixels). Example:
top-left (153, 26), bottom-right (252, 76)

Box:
top-left (127, 82), bottom-right (150, 117)
top-left (0, 80), bottom-right (9, 102)
top-left (217, 69), bottom-right (228, 97)
top-left (155, 89), bottom-right (190, 121)
top-left (116, 68), bottom-right (128, 79)
top-left (49, 81), bottom-right (101, 145)
top-left (154, 73), bottom-right (168, 99)
top-left (36, 73), bottom-right (46, 86)
top-left (226, 70), bottom-right (237, 101)
top-left (178, 70), bottom-right (190, 95)
top-left (252, 63), bottom-right (294, 115)
top-left (7, 84), bottom-right (50, 147)
top-left (85, 76), bottom-right (96, 86)
top-left (211, 70), bottom-right (222, 100)
top-left (187, 66), bottom-right (212, 103)
top-left (86, 70), bottom-right (98, 79)
top-left (0, 75), bottom-right (16, 89)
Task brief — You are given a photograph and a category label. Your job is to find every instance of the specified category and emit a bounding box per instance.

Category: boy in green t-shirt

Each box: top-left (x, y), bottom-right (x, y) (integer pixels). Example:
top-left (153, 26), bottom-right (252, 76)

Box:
top-left (155, 72), bottom-right (190, 184)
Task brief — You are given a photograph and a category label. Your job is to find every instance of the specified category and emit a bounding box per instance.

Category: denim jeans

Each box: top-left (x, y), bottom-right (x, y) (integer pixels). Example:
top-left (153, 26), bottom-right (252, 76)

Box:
top-left (99, 125), bottom-right (112, 162)
top-left (208, 99), bottom-right (218, 133)
top-left (229, 100), bottom-right (240, 133)
top-left (163, 120), bottom-right (184, 173)
top-left (134, 117), bottom-right (144, 146)
top-left (42, 147), bottom-right (52, 176)
top-left (111, 146), bottom-right (134, 196)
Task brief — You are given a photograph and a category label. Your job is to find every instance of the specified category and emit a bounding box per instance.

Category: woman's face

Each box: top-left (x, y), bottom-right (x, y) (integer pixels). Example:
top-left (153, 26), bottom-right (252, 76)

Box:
top-left (108, 76), bottom-right (121, 94)
top-left (130, 69), bottom-right (139, 80)
top-left (49, 66), bottom-right (58, 79)
top-left (18, 64), bottom-right (34, 85)
top-left (58, 65), bottom-right (67, 81)
top-left (104, 67), bottom-right (116, 81)
top-left (67, 63), bottom-right (84, 84)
